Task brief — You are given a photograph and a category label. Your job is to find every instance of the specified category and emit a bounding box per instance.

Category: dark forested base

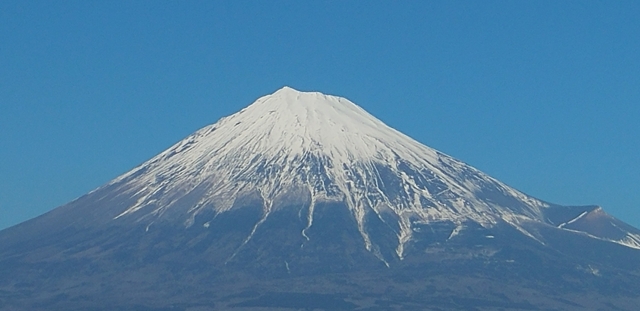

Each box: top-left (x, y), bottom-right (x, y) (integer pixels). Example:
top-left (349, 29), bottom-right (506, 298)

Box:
top-left (2, 214), bottom-right (640, 311)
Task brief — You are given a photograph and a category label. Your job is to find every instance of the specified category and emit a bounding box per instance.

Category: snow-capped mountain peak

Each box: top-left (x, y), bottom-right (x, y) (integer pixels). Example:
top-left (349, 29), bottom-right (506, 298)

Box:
top-left (4, 87), bottom-right (640, 311)
top-left (104, 87), bottom-right (559, 259)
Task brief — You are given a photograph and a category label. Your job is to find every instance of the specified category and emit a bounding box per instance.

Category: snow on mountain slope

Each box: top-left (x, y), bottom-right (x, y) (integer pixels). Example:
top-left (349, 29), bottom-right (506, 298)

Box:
top-left (97, 87), bottom-right (636, 257)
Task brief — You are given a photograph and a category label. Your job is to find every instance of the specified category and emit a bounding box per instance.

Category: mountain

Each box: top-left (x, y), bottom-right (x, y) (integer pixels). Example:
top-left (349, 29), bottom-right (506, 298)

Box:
top-left (1, 87), bottom-right (640, 310)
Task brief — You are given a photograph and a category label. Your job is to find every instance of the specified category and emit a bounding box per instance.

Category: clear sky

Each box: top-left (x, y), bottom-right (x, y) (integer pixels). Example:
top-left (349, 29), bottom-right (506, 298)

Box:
top-left (1, 1), bottom-right (639, 230)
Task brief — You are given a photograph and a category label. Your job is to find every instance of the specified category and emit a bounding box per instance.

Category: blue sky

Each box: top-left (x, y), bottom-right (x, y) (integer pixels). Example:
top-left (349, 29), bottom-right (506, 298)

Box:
top-left (1, 1), bottom-right (639, 230)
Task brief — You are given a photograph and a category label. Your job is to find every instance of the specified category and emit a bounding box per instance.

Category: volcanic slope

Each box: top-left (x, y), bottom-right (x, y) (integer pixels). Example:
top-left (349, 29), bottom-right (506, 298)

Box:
top-left (1, 87), bottom-right (640, 311)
